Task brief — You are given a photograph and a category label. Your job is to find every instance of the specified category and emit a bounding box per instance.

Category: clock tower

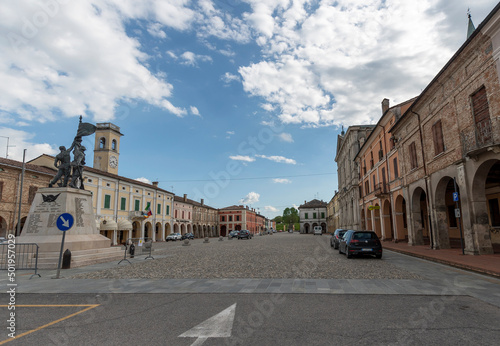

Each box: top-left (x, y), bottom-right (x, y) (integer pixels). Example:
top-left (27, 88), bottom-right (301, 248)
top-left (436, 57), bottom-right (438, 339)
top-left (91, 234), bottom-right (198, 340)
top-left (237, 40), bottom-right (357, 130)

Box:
top-left (93, 123), bottom-right (123, 175)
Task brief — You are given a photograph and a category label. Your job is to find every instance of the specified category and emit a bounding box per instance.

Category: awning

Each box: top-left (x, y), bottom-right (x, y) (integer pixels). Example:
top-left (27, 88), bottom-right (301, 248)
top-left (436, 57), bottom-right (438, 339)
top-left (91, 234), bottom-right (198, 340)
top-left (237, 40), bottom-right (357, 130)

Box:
top-left (100, 219), bottom-right (117, 231)
top-left (96, 220), bottom-right (100, 231)
top-left (117, 219), bottom-right (133, 231)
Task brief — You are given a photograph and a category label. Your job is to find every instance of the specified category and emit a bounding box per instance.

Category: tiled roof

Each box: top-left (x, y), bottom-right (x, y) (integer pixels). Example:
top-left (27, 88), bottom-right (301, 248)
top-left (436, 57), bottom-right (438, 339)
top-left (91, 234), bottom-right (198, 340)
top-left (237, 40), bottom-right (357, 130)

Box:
top-left (299, 199), bottom-right (327, 208)
top-left (0, 157), bottom-right (57, 176)
top-left (173, 195), bottom-right (217, 210)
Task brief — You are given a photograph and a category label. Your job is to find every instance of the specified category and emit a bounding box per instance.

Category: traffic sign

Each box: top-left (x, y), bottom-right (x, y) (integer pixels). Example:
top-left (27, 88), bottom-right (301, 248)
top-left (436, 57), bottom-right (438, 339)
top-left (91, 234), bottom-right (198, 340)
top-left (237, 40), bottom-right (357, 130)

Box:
top-left (56, 213), bottom-right (74, 232)
top-left (368, 205), bottom-right (380, 211)
top-left (453, 192), bottom-right (459, 202)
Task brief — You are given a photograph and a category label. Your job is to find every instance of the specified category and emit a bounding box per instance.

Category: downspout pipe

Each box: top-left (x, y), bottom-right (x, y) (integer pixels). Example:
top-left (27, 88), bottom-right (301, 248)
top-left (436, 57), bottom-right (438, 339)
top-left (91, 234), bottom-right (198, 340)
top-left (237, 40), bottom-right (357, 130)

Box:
top-left (411, 109), bottom-right (434, 249)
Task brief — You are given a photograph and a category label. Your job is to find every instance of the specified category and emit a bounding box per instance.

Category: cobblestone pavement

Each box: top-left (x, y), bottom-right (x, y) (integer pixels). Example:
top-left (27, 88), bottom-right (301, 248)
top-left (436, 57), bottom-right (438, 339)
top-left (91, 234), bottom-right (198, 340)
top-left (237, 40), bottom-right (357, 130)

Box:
top-left (71, 233), bottom-right (422, 280)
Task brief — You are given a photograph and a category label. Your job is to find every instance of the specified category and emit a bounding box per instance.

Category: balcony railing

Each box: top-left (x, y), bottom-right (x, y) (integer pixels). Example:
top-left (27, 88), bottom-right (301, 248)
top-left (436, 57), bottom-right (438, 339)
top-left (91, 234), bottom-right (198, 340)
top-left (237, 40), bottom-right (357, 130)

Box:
top-left (374, 183), bottom-right (389, 197)
top-left (460, 119), bottom-right (494, 157)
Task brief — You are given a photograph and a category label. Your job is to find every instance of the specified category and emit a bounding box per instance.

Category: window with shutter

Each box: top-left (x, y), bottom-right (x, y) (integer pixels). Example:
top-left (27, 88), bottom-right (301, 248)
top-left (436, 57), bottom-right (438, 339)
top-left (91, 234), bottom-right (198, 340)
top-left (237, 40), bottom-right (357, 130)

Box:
top-left (409, 142), bottom-right (418, 169)
top-left (393, 157), bottom-right (399, 179)
top-left (471, 86), bottom-right (492, 145)
top-left (432, 120), bottom-right (445, 155)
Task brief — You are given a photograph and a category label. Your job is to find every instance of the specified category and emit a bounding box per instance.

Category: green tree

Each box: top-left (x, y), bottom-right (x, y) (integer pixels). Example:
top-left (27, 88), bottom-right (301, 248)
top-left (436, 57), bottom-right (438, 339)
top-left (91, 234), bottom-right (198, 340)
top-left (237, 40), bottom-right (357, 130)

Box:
top-left (282, 207), bottom-right (299, 229)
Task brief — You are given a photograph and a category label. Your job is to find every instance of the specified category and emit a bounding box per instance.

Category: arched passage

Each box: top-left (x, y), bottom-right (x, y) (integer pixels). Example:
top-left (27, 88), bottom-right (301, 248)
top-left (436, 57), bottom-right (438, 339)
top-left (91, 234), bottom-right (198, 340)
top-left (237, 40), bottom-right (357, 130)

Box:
top-left (382, 200), bottom-right (394, 240)
top-left (434, 177), bottom-right (462, 249)
top-left (304, 223), bottom-right (310, 233)
top-left (471, 160), bottom-right (500, 253)
top-left (360, 209), bottom-right (365, 230)
top-left (173, 223), bottom-right (179, 234)
top-left (155, 222), bottom-right (162, 241)
top-left (180, 224), bottom-right (186, 235)
top-left (366, 207), bottom-right (372, 230)
top-left (144, 222), bottom-right (152, 239)
top-left (395, 195), bottom-right (408, 242)
top-left (0, 216), bottom-right (8, 237)
top-left (373, 204), bottom-right (382, 238)
top-left (132, 221), bottom-right (141, 239)
top-left (220, 225), bottom-right (227, 237)
top-left (165, 223), bottom-right (171, 237)
top-left (411, 187), bottom-right (430, 245)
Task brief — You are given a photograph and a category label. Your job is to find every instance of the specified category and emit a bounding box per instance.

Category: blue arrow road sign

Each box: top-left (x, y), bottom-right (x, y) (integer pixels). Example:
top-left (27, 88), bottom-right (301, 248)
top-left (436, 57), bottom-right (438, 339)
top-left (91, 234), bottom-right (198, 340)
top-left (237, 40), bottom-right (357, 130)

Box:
top-left (453, 192), bottom-right (459, 202)
top-left (56, 213), bottom-right (74, 231)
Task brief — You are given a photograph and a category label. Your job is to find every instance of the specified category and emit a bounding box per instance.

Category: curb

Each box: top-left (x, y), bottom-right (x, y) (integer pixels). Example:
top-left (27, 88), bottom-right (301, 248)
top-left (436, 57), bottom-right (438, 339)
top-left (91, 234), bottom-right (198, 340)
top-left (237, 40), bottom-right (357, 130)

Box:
top-left (386, 247), bottom-right (500, 279)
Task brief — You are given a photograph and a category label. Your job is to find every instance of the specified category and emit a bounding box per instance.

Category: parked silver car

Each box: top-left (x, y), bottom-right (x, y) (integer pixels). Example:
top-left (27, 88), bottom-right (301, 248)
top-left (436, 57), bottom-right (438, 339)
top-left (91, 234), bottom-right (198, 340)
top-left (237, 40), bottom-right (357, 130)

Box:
top-left (166, 233), bottom-right (182, 241)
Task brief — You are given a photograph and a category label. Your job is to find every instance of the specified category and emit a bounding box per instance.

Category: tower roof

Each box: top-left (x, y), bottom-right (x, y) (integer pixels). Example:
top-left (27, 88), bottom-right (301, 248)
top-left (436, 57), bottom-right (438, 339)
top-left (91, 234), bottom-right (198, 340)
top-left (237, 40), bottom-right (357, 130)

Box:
top-left (467, 10), bottom-right (476, 39)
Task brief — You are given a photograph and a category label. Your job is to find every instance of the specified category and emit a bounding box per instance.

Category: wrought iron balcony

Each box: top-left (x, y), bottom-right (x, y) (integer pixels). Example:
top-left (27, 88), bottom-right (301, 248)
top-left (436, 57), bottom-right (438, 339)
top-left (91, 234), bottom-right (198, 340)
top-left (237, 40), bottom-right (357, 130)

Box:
top-left (460, 119), bottom-right (495, 159)
top-left (374, 183), bottom-right (389, 198)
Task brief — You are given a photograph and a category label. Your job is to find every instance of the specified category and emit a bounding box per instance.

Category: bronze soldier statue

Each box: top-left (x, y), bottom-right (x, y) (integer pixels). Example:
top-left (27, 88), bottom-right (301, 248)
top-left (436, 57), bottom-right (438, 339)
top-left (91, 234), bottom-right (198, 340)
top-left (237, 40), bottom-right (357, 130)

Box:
top-left (49, 146), bottom-right (72, 187)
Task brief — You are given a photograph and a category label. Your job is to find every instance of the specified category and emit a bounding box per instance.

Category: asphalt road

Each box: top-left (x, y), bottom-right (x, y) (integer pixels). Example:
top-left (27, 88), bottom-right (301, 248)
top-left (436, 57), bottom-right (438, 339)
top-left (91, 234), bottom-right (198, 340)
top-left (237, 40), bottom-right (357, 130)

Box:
top-left (1, 293), bottom-right (499, 346)
top-left (2, 233), bottom-right (500, 345)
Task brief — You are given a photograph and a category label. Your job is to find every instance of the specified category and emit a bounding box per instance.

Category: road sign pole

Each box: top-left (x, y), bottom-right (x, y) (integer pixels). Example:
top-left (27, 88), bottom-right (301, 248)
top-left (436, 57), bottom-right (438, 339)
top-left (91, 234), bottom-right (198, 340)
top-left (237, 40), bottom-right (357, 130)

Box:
top-left (54, 230), bottom-right (66, 279)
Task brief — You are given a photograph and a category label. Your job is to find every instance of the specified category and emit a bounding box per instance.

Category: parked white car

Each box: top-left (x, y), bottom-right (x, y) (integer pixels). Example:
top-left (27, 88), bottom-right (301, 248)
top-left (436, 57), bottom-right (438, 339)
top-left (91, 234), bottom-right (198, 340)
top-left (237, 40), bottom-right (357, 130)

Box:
top-left (166, 233), bottom-right (182, 241)
top-left (313, 226), bottom-right (323, 235)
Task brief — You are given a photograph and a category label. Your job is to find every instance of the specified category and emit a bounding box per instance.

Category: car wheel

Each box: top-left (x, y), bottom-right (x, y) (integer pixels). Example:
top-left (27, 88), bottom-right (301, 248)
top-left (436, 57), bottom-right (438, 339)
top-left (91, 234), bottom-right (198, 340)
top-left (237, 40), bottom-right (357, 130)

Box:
top-left (346, 247), bottom-right (352, 259)
top-left (334, 243), bottom-right (338, 249)
top-left (376, 254), bottom-right (382, 259)
top-left (330, 241), bottom-right (334, 248)
top-left (338, 246), bottom-right (342, 254)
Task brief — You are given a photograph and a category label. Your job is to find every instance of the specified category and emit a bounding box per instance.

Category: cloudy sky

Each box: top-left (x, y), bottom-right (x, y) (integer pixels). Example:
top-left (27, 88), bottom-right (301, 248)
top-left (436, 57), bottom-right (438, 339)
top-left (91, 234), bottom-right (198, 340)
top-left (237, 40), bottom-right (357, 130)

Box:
top-left (0, 0), bottom-right (496, 217)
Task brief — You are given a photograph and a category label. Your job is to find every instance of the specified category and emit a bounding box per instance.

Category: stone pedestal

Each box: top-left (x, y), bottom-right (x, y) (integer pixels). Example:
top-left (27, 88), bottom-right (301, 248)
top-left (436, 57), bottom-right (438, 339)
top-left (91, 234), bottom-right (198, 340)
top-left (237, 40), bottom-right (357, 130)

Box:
top-left (19, 187), bottom-right (122, 268)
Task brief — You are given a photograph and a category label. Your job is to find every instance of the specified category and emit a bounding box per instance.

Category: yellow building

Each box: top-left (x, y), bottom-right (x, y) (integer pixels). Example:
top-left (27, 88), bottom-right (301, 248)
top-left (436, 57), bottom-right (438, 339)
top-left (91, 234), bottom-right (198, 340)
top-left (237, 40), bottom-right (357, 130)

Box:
top-left (29, 123), bottom-right (174, 245)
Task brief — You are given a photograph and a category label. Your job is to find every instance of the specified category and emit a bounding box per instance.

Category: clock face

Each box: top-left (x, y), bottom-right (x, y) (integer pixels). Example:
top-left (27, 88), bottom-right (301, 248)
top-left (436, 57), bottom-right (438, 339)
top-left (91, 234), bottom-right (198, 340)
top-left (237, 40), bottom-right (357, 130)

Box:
top-left (109, 155), bottom-right (118, 168)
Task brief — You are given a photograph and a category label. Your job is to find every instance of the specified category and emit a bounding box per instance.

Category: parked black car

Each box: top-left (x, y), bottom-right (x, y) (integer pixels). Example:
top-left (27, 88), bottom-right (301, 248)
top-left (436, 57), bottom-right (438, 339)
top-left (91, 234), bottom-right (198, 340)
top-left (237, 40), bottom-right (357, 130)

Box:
top-left (238, 230), bottom-right (251, 239)
top-left (338, 230), bottom-right (382, 259)
top-left (181, 233), bottom-right (194, 240)
top-left (330, 229), bottom-right (348, 249)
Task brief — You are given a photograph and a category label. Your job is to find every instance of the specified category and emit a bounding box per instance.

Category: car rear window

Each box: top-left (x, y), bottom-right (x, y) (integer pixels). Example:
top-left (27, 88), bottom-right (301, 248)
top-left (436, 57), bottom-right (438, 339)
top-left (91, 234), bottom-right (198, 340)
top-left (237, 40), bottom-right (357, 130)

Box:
top-left (353, 232), bottom-right (378, 240)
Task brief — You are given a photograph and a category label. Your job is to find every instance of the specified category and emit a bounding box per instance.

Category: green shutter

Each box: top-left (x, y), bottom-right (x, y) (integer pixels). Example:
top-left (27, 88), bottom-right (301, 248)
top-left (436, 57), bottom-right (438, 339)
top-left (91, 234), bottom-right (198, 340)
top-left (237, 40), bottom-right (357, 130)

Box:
top-left (157, 204), bottom-right (161, 214)
top-left (305, 213), bottom-right (308, 219)
top-left (120, 197), bottom-right (126, 210)
top-left (135, 200), bottom-right (140, 211)
top-left (104, 195), bottom-right (111, 209)
top-left (313, 213), bottom-right (317, 219)
top-left (166, 205), bottom-right (170, 215)
top-left (321, 212), bottom-right (325, 218)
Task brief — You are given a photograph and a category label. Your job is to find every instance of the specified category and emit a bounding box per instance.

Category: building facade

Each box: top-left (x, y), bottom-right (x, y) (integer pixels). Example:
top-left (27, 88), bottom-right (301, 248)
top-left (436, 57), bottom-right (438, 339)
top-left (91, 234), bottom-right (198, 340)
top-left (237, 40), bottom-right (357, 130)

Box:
top-left (335, 125), bottom-right (375, 230)
top-left (356, 98), bottom-right (414, 241)
top-left (390, 4), bottom-right (500, 254)
top-left (299, 199), bottom-right (327, 234)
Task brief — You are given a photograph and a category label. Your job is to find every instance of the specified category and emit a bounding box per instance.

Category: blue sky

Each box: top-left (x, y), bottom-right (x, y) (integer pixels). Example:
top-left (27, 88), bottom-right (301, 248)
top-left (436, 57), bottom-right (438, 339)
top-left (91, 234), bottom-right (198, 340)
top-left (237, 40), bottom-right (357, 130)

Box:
top-left (0, 0), bottom-right (496, 218)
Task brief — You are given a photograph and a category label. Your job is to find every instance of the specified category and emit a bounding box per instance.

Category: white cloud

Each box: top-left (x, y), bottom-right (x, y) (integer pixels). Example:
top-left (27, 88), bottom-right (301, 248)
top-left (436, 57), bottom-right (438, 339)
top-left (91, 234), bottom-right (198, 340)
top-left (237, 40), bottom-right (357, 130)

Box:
top-left (0, 127), bottom-right (58, 162)
top-left (226, 131), bottom-right (235, 135)
top-left (0, 1), bottom-right (192, 123)
top-left (147, 22), bottom-right (167, 39)
top-left (256, 154), bottom-right (296, 165)
top-left (265, 205), bottom-right (279, 213)
top-left (240, 192), bottom-right (260, 204)
top-left (135, 177), bottom-right (152, 185)
top-left (278, 133), bottom-right (293, 143)
top-left (229, 155), bottom-right (255, 162)
top-left (237, 0), bottom-right (492, 127)
top-left (221, 72), bottom-right (240, 84)
top-left (190, 106), bottom-right (200, 116)
top-left (180, 51), bottom-right (213, 66)
top-left (273, 178), bottom-right (291, 184)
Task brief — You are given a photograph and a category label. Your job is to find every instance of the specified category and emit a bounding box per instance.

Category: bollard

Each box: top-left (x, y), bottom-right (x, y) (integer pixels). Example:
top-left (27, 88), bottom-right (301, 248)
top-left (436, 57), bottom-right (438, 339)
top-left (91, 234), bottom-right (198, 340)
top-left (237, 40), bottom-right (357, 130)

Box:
top-left (62, 249), bottom-right (71, 269)
top-left (183, 239), bottom-right (191, 246)
top-left (204, 237), bottom-right (210, 243)
top-left (219, 236), bottom-right (224, 241)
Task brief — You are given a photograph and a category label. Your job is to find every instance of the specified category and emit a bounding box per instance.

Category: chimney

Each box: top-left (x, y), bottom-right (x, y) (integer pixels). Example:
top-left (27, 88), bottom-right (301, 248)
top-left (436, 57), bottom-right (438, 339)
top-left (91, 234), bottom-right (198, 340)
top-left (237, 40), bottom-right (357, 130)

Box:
top-left (201, 199), bottom-right (204, 206)
top-left (183, 194), bottom-right (187, 202)
top-left (152, 181), bottom-right (158, 187)
top-left (382, 98), bottom-right (390, 114)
